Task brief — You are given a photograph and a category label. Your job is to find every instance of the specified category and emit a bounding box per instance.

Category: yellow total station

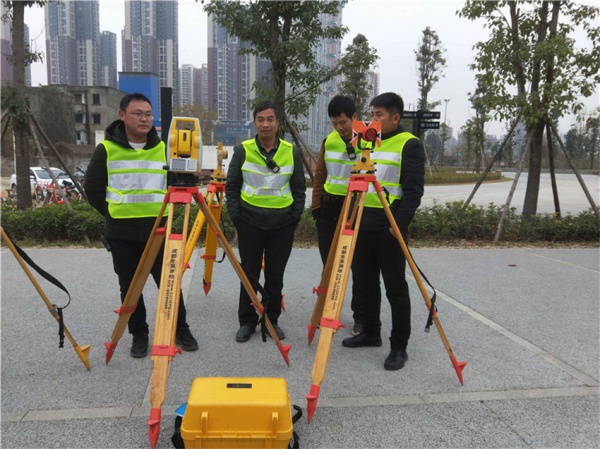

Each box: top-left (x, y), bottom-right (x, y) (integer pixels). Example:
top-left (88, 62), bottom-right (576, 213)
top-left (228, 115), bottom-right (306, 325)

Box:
top-left (167, 117), bottom-right (202, 173)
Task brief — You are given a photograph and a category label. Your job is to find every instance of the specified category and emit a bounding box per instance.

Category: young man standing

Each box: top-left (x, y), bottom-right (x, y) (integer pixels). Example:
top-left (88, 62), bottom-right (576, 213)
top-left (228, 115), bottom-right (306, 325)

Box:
top-left (341, 92), bottom-right (425, 371)
top-left (311, 95), bottom-right (364, 335)
top-left (226, 100), bottom-right (306, 342)
top-left (85, 92), bottom-right (198, 358)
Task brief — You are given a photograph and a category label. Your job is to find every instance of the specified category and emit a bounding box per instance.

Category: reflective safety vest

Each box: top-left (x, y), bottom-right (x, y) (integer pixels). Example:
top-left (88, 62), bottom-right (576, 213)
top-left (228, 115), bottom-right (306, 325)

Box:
top-left (364, 132), bottom-right (417, 208)
top-left (323, 131), bottom-right (362, 196)
top-left (240, 138), bottom-right (294, 209)
top-left (103, 140), bottom-right (168, 219)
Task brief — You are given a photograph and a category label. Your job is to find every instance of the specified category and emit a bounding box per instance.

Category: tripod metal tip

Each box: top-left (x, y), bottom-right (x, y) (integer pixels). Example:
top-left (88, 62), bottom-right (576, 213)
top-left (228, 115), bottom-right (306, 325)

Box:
top-left (202, 279), bottom-right (211, 295)
top-left (104, 342), bottom-right (117, 365)
top-left (278, 343), bottom-right (291, 366)
top-left (148, 407), bottom-right (162, 449)
top-left (452, 357), bottom-right (467, 385)
top-left (306, 384), bottom-right (320, 423)
top-left (307, 325), bottom-right (317, 345)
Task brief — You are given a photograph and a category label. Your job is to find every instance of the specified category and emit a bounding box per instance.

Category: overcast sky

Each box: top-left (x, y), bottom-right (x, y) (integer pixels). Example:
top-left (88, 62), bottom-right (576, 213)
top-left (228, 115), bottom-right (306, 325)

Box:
top-left (23, 0), bottom-right (599, 137)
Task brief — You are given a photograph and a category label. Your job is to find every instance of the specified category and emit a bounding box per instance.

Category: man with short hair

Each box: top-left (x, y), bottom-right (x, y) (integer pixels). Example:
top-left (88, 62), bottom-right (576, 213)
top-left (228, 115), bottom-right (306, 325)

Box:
top-left (341, 92), bottom-right (425, 371)
top-left (311, 95), bottom-right (364, 335)
top-left (85, 92), bottom-right (198, 358)
top-left (226, 100), bottom-right (306, 343)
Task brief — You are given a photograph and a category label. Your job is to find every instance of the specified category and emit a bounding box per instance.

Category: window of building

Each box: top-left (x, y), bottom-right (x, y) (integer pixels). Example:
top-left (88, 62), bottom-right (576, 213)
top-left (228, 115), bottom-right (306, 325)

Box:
top-left (92, 114), bottom-right (101, 124)
top-left (74, 93), bottom-right (84, 104)
top-left (75, 113), bottom-right (84, 124)
top-left (92, 94), bottom-right (100, 105)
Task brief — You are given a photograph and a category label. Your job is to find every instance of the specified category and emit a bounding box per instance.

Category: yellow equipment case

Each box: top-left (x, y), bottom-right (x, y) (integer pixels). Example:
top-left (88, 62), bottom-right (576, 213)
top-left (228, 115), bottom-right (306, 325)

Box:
top-left (180, 377), bottom-right (294, 449)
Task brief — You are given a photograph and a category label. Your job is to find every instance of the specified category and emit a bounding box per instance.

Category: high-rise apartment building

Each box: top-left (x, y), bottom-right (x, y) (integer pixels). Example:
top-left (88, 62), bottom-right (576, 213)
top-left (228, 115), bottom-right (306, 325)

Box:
top-left (207, 18), bottom-right (270, 122)
top-left (0, 2), bottom-right (31, 87)
top-left (194, 64), bottom-right (208, 108)
top-left (46, 0), bottom-right (100, 86)
top-left (100, 31), bottom-right (117, 88)
top-left (179, 64), bottom-right (194, 106)
top-left (298, 10), bottom-right (343, 150)
top-left (123, 0), bottom-right (179, 106)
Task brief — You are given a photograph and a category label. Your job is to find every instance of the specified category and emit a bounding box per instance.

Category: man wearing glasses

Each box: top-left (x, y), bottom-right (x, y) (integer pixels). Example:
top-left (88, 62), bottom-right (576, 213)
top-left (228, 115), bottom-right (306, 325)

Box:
top-left (85, 92), bottom-right (198, 358)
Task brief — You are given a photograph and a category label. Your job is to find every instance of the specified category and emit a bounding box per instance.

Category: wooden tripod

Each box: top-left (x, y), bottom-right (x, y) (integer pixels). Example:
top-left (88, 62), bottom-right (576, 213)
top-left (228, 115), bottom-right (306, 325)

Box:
top-left (1, 226), bottom-right (91, 370)
top-left (306, 151), bottom-right (466, 423)
top-left (98, 184), bottom-right (291, 448)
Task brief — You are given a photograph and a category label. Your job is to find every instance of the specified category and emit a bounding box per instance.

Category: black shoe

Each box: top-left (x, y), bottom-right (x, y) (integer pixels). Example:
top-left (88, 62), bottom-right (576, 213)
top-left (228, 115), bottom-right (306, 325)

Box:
top-left (352, 321), bottom-right (363, 336)
top-left (131, 332), bottom-right (149, 358)
top-left (235, 324), bottom-right (256, 342)
top-left (384, 349), bottom-right (408, 371)
top-left (267, 324), bottom-right (285, 340)
top-left (176, 327), bottom-right (199, 351)
top-left (342, 333), bottom-right (382, 348)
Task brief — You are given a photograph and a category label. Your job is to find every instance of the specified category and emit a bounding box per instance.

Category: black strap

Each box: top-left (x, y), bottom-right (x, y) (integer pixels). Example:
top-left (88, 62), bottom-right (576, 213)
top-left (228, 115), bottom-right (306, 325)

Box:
top-left (4, 230), bottom-right (70, 347)
top-left (247, 275), bottom-right (270, 342)
top-left (291, 405), bottom-right (302, 449)
top-left (381, 185), bottom-right (391, 205)
top-left (402, 243), bottom-right (438, 332)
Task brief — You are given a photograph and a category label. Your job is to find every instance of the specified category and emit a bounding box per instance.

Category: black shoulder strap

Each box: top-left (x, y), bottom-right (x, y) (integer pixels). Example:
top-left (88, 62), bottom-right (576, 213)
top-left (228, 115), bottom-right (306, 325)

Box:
top-left (4, 230), bottom-right (71, 347)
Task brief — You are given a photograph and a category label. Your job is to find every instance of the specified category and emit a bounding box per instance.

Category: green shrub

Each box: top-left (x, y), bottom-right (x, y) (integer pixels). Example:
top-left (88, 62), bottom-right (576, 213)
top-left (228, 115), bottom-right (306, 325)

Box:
top-left (1, 200), bottom-right (598, 247)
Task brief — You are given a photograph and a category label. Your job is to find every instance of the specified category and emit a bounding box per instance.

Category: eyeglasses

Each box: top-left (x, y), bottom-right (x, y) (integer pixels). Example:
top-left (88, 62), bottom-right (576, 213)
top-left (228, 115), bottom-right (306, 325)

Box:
top-left (126, 111), bottom-right (154, 120)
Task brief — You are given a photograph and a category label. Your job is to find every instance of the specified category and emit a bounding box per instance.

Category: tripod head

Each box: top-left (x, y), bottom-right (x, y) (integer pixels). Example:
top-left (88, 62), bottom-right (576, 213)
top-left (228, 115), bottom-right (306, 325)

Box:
top-left (167, 117), bottom-right (203, 186)
top-left (350, 120), bottom-right (382, 174)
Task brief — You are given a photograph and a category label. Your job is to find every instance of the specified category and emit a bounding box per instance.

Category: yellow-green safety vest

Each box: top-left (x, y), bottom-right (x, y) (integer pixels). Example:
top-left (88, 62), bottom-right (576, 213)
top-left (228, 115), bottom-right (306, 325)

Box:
top-left (323, 130), bottom-right (362, 196)
top-left (104, 140), bottom-right (167, 219)
top-left (364, 132), bottom-right (417, 208)
top-left (240, 138), bottom-right (294, 209)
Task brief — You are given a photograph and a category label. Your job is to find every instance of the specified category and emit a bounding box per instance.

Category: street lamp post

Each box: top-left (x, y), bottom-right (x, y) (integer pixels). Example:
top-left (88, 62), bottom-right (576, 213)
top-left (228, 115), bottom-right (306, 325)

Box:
top-left (441, 98), bottom-right (450, 165)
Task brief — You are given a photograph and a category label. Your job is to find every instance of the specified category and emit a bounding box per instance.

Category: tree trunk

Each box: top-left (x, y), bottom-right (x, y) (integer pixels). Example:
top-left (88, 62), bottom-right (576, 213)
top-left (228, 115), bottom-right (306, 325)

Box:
top-left (522, 122), bottom-right (545, 218)
top-left (11, 1), bottom-right (32, 210)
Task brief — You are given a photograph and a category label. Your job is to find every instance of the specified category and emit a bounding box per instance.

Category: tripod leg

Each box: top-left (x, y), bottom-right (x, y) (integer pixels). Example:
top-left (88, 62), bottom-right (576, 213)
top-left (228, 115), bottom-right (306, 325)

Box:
top-left (375, 184), bottom-right (467, 385)
top-left (183, 189), bottom-right (210, 268)
top-left (306, 189), bottom-right (367, 422)
top-left (105, 201), bottom-right (168, 364)
top-left (148, 199), bottom-right (191, 449)
top-left (308, 193), bottom-right (349, 344)
top-left (1, 227), bottom-right (91, 370)
top-left (201, 185), bottom-right (224, 294)
top-left (193, 190), bottom-right (292, 366)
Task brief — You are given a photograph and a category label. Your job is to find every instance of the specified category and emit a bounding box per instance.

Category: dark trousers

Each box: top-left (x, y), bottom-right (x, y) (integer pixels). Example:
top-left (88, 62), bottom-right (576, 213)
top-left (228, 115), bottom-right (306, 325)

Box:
top-left (236, 221), bottom-right (295, 326)
top-left (351, 229), bottom-right (411, 350)
top-left (108, 238), bottom-right (188, 335)
top-left (316, 196), bottom-right (364, 323)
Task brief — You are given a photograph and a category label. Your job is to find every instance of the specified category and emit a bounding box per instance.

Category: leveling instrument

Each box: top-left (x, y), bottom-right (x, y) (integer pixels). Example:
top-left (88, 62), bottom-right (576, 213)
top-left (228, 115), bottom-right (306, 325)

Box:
top-left (1, 227), bottom-right (91, 370)
top-left (100, 118), bottom-right (291, 448)
top-left (306, 120), bottom-right (467, 422)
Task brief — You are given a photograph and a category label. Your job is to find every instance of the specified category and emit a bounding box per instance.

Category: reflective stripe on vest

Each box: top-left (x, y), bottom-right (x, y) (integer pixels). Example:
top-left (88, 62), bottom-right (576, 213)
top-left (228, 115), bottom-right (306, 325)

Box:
top-left (104, 139), bottom-right (167, 219)
top-left (240, 138), bottom-right (294, 209)
top-left (364, 132), bottom-right (416, 208)
top-left (323, 131), bottom-right (361, 196)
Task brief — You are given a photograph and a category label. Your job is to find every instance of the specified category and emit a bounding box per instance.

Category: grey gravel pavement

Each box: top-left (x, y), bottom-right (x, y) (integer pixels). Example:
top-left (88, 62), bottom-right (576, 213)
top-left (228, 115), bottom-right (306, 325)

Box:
top-left (1, 245), bottom-right (598, 448)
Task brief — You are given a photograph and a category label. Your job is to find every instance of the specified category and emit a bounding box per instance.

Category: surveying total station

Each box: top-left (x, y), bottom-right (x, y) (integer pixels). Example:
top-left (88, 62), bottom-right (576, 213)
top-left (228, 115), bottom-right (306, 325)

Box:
top-left (167, 117), bottom-right (203, 186)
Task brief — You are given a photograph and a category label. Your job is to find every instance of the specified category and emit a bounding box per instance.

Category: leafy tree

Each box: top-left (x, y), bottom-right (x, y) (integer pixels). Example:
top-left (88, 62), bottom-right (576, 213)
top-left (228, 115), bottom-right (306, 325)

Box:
top-left (414, 26), bottom-right (447, 165)
top-left (415, 27), bottom-right (447, 113)
top-left (468, 81), bottom-right (490, 172)
top-left (583, 113), bottom-right (599, 169)
top-left (173, 103), bottom-right (218, 145)
top-left (202, 0), bottom-right (348, 122)
top-left (337, 33), bottom-right (379, 118)
top-left (2, 0), bottom-right (46, 210)
top-left (459, 1), bottom-right (600, 218)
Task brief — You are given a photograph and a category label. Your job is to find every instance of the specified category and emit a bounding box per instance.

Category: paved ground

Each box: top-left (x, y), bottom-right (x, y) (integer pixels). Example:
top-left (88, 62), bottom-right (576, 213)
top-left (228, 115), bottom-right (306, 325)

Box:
top-left (1, 245), bottom-right (598, 448)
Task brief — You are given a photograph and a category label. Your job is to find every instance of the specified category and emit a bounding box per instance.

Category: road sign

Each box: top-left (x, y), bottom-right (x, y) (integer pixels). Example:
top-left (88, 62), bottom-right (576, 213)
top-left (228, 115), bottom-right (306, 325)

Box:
top-left (403, 111), bottom-right (417, 119)
top-left (419, 121), bottom-right (440, 130)
top-left (418, 111), bottom-right (441, 120)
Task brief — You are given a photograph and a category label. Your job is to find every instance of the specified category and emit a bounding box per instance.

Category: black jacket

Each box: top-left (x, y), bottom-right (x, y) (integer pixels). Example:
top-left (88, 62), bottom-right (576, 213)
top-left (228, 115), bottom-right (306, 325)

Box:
top-left (225, 138), bottom-right (306, 231)
top-left (360, 125), bottom-right (425, 236)
top-left (85, 119), bottom-right (165, 242)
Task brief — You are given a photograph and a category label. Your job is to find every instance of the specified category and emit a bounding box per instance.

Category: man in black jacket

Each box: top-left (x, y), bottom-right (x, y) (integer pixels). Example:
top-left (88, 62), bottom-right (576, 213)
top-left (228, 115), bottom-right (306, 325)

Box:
top-left (85, 92), bottom-right (198, 358)
top-left (341, 92), bottom-right (425, 371)
top-left (226, 100), bottom-right (306, 343)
